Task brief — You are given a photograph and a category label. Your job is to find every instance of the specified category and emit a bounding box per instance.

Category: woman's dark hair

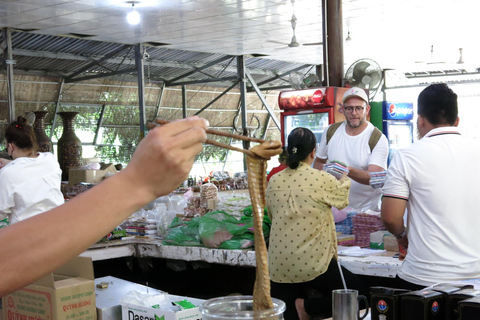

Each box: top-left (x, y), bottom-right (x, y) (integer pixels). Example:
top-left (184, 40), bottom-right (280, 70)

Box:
top-left (286, 127), bottom-right (316, 169)
top-left (5, 116), bottom-right (38, 151)
top-left (418, 83), bottom-right (458, 126)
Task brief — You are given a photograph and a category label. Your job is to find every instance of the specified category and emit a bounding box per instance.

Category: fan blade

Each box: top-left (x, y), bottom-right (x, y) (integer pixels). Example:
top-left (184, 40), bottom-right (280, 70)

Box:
top-left (303, 42), bottom-right (323, 46)
top-left (267, 40), bottom-right (290, 46)
top-left (352, 61), bottom-right (370, 78)
top-left (367, 72), bottom-right (382, 88)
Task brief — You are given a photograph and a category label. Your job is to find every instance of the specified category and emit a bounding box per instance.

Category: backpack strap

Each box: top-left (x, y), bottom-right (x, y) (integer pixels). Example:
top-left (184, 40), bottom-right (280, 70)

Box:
top-left (326, 122), bottom-right (382, 153)
top-left (368, 127), bottom-right (383, 152)
top-left (326, 122), bottom-right (343, 145)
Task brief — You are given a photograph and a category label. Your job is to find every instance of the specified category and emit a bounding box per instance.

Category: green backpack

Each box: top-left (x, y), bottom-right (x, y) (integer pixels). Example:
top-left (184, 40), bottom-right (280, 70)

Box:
top-left (326, 122), bottom-right (383, 152)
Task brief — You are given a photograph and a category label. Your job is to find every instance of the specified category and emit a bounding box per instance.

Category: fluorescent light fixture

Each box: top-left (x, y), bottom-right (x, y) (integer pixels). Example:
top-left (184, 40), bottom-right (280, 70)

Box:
top-left (127, 3), bottom-right (140, 25)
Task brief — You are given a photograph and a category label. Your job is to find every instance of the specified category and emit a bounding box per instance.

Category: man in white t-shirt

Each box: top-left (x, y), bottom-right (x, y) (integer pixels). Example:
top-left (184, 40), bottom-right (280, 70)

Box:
top-left (381, 83), bottom-right (480, 290)
top-left (314, 87), bottom-right (389, 211)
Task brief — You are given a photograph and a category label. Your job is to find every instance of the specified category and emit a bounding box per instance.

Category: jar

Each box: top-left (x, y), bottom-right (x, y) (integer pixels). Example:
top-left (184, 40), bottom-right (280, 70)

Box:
top-left (200, 296), bottom-right (285, 320)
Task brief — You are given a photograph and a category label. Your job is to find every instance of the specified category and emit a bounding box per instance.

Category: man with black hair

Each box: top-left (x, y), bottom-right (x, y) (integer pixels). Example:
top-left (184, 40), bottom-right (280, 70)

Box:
top-left (381, 83), bottom-right (480, 290)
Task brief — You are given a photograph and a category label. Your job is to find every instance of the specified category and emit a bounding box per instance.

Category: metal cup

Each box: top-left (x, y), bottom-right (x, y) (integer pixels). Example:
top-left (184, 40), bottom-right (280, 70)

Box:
top-left (200, 295), bottom-right (285, 320)
top-left (332, 289), bottom-right (369, 320)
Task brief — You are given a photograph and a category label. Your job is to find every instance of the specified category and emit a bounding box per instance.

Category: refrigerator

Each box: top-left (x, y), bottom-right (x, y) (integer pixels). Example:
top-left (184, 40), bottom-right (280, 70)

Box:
top-left (382, 101), bottom-right (414, 164)
top-left (278, 87), bottom-right (358, 146)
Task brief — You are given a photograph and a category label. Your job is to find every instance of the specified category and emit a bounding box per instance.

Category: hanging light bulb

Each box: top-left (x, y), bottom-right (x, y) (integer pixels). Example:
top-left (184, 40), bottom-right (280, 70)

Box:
top-left (127, 2), bottom-right (141, 25)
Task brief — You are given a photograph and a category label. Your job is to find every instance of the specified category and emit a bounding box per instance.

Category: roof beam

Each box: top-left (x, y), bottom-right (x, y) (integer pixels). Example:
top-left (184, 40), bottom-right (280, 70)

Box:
top-left (255, 64), bottom-right (312, 87)
top-left (167, 55), bottom-right (234, 84)
top-left (167, 76), bottom-right (238, 87)
top-left (65, 44), bottom-right (131, 81)
top-left (245, 69), bottom-right (280, 129)
top-left (64, 68), bottom-right (137, 83)
top-left (12, 48), bottom-right (278, 77)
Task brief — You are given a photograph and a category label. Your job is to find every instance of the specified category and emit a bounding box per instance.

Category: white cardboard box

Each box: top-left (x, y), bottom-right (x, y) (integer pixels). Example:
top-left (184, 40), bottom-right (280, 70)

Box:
top-left (94, 276), bottom-right (203, 320)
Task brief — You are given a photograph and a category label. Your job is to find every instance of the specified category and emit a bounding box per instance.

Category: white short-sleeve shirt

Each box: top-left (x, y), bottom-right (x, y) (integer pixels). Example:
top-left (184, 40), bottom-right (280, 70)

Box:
top-left (315, 121), bottom-right (389, 211)
top-left (383, 127), bottom-right (480, 286)
top-left (0, 152), bottom-right (64, 224)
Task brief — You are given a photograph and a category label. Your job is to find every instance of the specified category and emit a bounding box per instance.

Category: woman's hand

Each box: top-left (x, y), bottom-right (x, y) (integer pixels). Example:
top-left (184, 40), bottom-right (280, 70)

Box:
top-left (338, 171), bottom-right (349, 181)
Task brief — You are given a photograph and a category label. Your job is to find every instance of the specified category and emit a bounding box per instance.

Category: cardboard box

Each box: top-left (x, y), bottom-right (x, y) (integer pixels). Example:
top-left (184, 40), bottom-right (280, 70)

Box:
top-left (122, 301), bottom-right (203, 320)
top-left (94, 276), bottom-right (204, 320)
top-left (96, 276), bottom-right (159, 320)
top-left (383, 235), bottom-right (400, 252)
top-left (69, 164), bottom-right (117, 186)
top-left (2, 256), bottom-right (96, 320)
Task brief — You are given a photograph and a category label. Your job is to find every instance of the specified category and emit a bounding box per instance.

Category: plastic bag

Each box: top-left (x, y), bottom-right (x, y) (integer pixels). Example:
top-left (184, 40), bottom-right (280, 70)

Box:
top-left (162, 217), bottom-right (203, 247)
top-left (163, 209), bottom-right (271, 249)
top-left (198, 210), bottom-right (271, 249)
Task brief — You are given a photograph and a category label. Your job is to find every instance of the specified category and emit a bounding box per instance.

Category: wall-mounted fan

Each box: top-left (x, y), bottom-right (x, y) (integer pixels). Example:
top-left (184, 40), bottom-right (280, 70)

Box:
top-left (289, 71), bottom-right (320, 89)
top-left (344, 58), bottom-right (382, 98)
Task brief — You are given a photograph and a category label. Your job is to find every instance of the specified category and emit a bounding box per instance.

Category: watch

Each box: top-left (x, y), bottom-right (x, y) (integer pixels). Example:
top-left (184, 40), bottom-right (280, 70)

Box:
top-left (394, 227), bottom-right (408, 239)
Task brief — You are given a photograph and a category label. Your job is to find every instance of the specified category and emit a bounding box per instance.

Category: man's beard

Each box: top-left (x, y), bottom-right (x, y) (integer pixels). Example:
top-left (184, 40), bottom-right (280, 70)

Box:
top-left (346, 117), bottom-right (363, 128)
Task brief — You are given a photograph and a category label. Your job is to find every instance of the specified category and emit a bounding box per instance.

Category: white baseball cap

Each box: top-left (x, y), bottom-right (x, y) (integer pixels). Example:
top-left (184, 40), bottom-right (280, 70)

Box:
top-left (342, 87), bottom-right (369, 104)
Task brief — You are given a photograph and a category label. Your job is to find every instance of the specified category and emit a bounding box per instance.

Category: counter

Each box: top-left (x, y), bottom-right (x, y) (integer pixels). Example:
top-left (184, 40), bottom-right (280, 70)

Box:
top-left (81, 240), bottom-right (401, 278)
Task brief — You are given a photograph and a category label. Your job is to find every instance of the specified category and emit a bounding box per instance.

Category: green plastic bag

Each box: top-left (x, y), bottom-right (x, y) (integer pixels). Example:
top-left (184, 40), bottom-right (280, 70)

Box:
top-left (162, 217), bottom-right (203, 247)
top-left (198, 210), bottom-right (270, 249)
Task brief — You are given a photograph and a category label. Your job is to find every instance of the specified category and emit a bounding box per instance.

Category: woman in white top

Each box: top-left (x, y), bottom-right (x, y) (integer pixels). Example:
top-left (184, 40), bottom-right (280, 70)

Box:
top-left (0, 116), bottom-right (64, 224)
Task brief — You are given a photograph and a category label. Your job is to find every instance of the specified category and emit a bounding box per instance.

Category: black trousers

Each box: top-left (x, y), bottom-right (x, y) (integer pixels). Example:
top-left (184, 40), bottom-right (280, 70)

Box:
top-left (271, 258), bottom-right (370, 320)
top-left (394, 275), bottom-right (426, 291)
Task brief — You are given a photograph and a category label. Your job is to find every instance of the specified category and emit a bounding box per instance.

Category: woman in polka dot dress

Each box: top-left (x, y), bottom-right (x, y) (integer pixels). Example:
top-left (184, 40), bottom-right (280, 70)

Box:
top-left (266, 127), bottom-right (369, 320)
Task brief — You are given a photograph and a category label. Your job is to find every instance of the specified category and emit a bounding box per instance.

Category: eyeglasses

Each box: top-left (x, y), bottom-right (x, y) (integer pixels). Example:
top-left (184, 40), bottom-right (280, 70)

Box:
top-left (344, 106), bottom-right (365, 113)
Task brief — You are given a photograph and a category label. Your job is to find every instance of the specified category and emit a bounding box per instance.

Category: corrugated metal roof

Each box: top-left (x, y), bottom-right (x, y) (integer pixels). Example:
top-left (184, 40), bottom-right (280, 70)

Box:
top-left (3, 30), bottom-right (317, 90)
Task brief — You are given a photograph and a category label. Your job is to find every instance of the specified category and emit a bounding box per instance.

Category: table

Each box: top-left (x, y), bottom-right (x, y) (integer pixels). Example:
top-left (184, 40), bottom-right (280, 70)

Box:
top-left (81, 240), bottom-right (401, 278)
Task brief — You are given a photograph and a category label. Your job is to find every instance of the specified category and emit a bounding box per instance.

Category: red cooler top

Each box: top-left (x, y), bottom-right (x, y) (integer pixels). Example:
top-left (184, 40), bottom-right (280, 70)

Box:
top-left (278, 87), bottom-right (335, 110)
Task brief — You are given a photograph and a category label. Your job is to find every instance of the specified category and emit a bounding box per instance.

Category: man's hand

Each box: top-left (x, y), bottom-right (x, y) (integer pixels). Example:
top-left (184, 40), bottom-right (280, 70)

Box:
top-left (313, 157), bottom-right (327, 170)
top-left (123, 116), bottom-right (208, 199)
top-left (397, 235), bottom-right (409, 260)
top-left (347, 164), bottom-right (384, 185)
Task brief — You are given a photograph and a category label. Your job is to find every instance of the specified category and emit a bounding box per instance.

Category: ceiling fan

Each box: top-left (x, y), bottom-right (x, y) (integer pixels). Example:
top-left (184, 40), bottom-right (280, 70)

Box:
top-left (269, 0), bottom-right (323, 48)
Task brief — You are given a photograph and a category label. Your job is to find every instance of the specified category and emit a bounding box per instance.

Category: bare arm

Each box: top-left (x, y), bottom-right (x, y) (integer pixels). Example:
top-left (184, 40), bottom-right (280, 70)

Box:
top-left (347, 164), bottom-right (384, 185)
top-left (381, 196), bottom-right (408, 254)
top-left (0, 117), bottom-right (208, 297)
top-left (313, 157), bottom-right (327, 170)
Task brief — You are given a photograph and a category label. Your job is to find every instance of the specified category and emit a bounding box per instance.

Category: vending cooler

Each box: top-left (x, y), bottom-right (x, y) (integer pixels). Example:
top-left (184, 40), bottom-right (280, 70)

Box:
top-left (278, 87), bottom-right (359, 146)
top-left (382, 101), bottom-right (414, 164)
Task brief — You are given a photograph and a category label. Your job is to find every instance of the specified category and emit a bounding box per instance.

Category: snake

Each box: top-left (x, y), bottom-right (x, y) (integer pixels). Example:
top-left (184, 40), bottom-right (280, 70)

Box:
top-left (247, 140), bottom-right (283, 311)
